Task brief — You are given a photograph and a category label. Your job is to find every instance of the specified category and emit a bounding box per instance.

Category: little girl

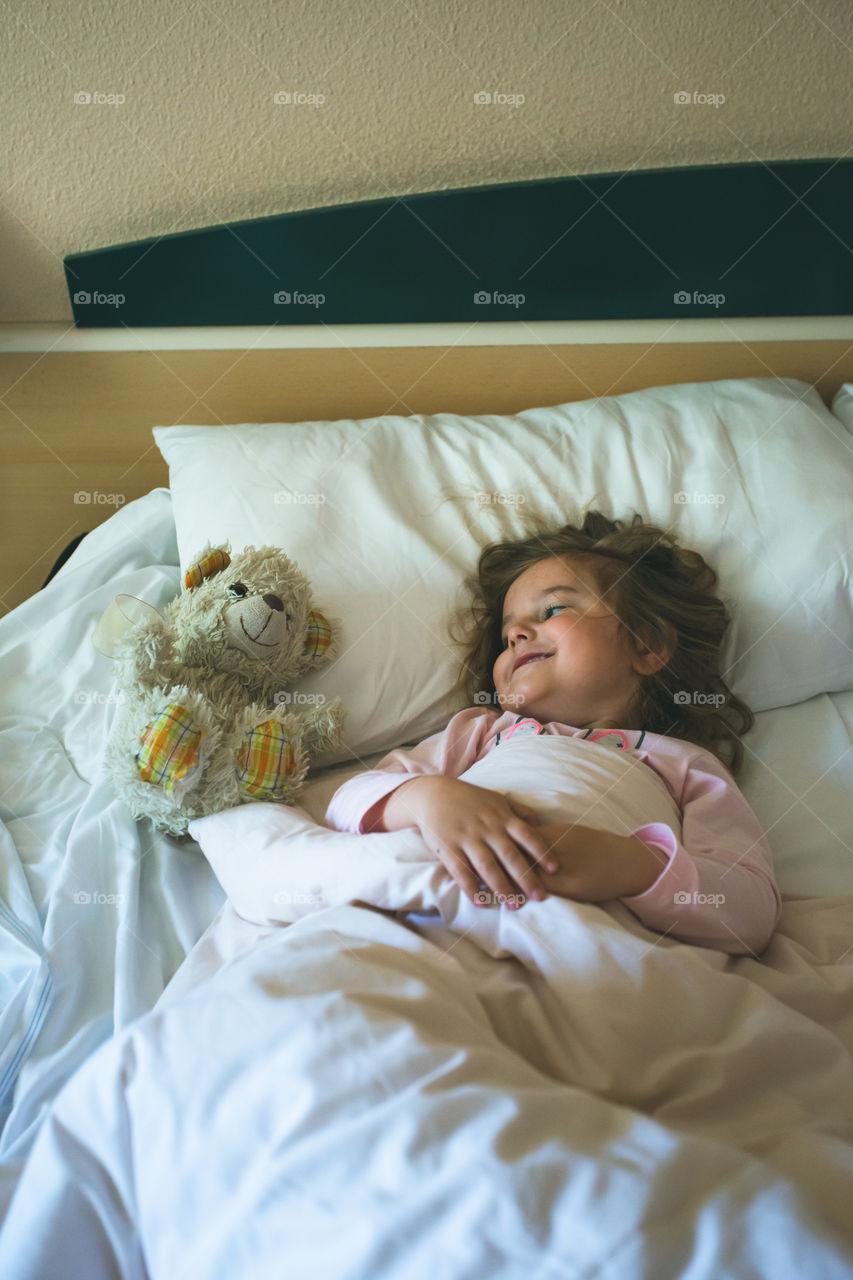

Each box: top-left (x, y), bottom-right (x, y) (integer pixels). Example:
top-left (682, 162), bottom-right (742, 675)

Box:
top-left (326, 510), bottom-right (782, 957)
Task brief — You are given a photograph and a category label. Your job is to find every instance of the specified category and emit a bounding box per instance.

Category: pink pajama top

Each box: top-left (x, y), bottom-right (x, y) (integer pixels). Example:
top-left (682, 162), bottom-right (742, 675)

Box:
top-left (325, 707), bottom-right (783, 956)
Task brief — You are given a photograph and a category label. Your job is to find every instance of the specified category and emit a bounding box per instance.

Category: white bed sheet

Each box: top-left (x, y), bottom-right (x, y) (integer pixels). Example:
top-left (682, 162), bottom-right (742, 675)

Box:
top-left (0, 486), bottom-right (851, 1231)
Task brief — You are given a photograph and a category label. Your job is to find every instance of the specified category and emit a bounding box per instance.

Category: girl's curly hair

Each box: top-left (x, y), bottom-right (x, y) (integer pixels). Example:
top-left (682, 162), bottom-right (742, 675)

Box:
top-left (449, 509), bottom-right (754, 776)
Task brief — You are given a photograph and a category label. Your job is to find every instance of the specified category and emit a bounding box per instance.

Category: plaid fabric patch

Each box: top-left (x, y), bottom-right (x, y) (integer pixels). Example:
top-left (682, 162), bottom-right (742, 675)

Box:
top-left (184, 548), bottom-right (230, 591)
top-left (136, 704), bottom-right (203, 792)
top-left (236, 720), bottom-right (296, 799)
top-left (302, 610), bottom-right (332, 660)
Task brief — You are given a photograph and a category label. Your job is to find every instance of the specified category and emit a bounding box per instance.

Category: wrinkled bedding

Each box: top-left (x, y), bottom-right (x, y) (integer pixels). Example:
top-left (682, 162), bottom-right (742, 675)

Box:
top-left (2, 793), bottom-right (853, 1277)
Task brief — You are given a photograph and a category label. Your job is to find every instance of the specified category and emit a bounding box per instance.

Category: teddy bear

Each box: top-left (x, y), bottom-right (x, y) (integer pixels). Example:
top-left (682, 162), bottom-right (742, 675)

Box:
top-left (92, 542), bottom-right (346, 837)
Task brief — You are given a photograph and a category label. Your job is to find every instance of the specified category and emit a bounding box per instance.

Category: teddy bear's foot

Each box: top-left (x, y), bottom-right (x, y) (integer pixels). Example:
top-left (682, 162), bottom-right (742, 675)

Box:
top-left (134, 694), bottom-right (217, 801)
top-left (227, 705), bottom-right (310, 805)
top-left (101, 685), bottom-right (222, 836)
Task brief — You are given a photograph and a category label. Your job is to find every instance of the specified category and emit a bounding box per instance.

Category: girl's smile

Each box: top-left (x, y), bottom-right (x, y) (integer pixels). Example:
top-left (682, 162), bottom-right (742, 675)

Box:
top-left (511, 649), bottom-right (554, 673)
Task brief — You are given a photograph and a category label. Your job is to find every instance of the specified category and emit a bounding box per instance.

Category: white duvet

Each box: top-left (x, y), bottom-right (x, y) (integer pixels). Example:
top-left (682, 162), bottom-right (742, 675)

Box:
top-left (2, 733), bottom-right (853, 1277)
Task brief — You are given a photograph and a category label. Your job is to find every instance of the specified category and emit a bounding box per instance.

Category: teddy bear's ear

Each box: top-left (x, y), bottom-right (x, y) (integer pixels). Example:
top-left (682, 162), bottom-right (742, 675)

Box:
top-left (302, 610), bottom-right (333, 663)
top-left (184, 547), bottom-right (231, 591)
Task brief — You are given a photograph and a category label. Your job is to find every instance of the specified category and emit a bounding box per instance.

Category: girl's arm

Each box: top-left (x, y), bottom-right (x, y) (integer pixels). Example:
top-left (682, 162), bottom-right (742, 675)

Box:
top-left (616, 750), bottom-right (782, 955)
top-left (526, 749), bottom-right (781, 955)
top-left (325, 707), bottom-right (556, 904)
top-left (324, 707), bottom-right (495, 833)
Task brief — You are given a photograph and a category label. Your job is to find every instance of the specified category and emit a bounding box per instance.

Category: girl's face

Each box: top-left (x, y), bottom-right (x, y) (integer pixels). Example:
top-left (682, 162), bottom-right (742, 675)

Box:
top-left (492, 555), bottom-right (663, 729)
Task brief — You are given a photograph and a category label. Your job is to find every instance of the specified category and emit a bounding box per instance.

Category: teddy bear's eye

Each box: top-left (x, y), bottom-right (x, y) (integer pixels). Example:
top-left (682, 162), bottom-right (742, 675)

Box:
top-left (228, 582), bottom-right (249, 598)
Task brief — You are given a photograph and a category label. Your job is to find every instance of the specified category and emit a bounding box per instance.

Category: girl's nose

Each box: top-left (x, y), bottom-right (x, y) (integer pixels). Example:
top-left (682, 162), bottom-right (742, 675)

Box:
top-left (507, 620), bottom-right (533, 644)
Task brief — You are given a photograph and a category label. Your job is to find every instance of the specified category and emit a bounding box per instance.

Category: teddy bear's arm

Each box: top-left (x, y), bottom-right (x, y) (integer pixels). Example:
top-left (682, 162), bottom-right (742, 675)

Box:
top-left (299, 697), bottom-right (346, 757)
top-left (115, 621), bottom-right (177, 692)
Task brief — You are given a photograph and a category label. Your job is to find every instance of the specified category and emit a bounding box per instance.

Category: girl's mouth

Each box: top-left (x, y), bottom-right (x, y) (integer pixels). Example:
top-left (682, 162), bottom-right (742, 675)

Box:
top-left (512, 652), bottom-right (553, 674)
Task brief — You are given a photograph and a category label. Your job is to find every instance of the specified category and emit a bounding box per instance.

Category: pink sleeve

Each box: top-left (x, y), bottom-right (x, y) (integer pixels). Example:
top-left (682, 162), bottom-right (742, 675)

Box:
top-left (619, 749), bottom-right (783, 957)
top-left (324, 708), bottom-right (497, 834)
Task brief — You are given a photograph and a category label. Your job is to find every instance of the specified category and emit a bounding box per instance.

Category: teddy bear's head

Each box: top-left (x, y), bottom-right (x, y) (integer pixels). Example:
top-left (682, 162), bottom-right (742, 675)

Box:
top-left (167, 543), bottom-right (335, 694)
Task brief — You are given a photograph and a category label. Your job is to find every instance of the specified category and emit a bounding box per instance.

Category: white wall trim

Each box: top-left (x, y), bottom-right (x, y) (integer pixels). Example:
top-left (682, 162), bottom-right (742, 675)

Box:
top-left (1, 317), bottom-right (852, 352)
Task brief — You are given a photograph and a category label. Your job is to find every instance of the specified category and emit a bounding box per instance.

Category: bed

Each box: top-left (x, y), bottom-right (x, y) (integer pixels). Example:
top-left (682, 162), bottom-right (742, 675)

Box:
top-left (2, 250), bottom-right (853, 1272)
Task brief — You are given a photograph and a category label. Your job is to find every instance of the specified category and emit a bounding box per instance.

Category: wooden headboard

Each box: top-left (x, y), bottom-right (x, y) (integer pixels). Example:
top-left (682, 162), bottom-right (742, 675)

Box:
top-left (2, 318), bottom-right (852, 615)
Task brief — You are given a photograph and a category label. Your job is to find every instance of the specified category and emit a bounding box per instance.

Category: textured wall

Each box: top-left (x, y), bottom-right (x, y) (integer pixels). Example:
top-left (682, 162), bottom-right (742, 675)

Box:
top-left (2, 0), bottom-right (851, 323)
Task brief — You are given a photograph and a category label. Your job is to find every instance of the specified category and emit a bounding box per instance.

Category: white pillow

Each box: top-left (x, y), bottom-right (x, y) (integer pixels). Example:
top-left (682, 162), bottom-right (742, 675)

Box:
top-left (154, 377), bottom-right (853, 765)
top-left (830, 384), bottom-right (853, 433)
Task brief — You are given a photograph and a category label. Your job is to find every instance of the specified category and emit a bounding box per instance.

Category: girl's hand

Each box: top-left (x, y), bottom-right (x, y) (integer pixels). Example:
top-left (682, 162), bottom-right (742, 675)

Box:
top-left (380, 775), bottom-right (559, 907)
top-left (534, 823), bottom-right (666, 902)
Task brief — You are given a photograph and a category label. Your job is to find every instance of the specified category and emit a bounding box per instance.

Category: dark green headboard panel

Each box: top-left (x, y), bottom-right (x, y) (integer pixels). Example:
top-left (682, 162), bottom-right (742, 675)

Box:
top-left (64, 159), bottom-right (852, 326)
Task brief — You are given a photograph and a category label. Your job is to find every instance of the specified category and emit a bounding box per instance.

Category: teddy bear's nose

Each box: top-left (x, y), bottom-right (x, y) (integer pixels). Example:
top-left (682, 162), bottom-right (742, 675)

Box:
top-left (263, 594), bottom-right (284, 612)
